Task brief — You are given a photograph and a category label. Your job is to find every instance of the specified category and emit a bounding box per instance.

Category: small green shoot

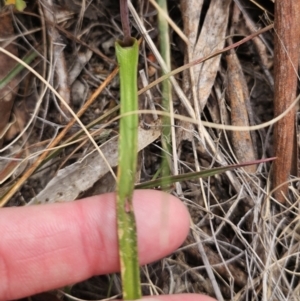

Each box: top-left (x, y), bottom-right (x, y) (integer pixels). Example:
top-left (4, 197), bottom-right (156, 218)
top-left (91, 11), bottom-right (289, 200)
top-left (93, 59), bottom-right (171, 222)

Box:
top-left (0, 50), bottom-right (37, 90)
top-left (157, 0), bottom-right (172, 185)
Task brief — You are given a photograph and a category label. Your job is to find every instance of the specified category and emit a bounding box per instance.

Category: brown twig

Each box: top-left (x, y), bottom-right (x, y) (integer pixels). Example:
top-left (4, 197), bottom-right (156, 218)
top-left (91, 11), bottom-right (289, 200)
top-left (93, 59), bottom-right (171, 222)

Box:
top-left (119, 0), bottom-right (132, 45)
top-left (272, 1), bottom-right (300, 203)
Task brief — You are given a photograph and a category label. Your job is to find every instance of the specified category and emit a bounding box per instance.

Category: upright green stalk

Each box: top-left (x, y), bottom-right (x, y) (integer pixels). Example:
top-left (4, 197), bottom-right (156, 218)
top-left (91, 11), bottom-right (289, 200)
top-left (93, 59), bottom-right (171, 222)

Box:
top-left (115, 38), bottom-right (141, 300)
top-left (157, 0), bottom-right (172, 184)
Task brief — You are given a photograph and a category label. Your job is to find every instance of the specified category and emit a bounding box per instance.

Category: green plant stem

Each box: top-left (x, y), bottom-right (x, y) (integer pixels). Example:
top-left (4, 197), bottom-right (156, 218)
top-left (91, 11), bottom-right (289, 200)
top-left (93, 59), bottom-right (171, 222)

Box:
top-left (115, 38), bottom-right (141, 300)
top-left (157, 0), bottom-right (172, 187)
top-left (0, 50), bottom-right (37, 90)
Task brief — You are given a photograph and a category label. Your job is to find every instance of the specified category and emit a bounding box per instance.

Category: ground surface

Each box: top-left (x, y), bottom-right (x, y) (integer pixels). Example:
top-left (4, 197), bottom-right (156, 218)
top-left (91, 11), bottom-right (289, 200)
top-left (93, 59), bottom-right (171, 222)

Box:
top-left (1, 0), bottom-right (300, 300)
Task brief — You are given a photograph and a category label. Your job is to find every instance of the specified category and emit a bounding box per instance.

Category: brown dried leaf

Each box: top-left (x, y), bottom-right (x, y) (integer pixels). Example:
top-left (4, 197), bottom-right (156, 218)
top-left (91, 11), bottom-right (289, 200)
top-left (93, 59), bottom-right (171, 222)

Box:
top-left (226, 52), bottom-right (256, 173)
top-left (181, 0), bottom-right (203, 47)
top-left (182, 0), bottom-right (231, 110)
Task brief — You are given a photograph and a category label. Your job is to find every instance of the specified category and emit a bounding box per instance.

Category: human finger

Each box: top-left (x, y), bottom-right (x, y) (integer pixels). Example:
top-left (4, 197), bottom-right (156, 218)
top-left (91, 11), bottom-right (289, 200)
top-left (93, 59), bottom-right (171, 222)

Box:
top-left (0, 190), bottom-right (190, 300)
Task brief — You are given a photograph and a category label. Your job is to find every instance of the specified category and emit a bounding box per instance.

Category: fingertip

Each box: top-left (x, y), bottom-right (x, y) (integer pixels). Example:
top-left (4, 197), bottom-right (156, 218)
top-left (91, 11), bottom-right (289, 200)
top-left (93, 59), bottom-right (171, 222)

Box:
top-left (82, 189), bottom-right (190, 265)
top-left (132, 190), bottom-right (190, 264)
top-left (0, 190), bottom-right (191, 300)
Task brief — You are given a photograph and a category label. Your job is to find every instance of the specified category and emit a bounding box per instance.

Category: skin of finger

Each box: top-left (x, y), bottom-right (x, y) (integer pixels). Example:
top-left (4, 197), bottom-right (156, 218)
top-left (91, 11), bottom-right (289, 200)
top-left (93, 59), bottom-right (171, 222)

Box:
top-left (0, 190), bottom-right (190, 300)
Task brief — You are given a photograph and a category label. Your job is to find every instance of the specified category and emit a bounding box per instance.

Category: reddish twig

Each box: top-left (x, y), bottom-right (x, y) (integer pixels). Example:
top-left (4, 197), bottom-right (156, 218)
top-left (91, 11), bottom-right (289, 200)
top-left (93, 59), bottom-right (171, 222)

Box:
top-left (119, 0), bottom-right (131, 45)
top-left (272, 1), bottom-right (300, 203)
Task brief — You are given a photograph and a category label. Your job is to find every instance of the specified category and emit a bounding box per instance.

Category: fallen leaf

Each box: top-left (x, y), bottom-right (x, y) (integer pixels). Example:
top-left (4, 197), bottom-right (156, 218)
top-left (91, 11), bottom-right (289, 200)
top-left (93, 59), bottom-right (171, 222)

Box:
top-left (28, 123), bottom-right (161, 205)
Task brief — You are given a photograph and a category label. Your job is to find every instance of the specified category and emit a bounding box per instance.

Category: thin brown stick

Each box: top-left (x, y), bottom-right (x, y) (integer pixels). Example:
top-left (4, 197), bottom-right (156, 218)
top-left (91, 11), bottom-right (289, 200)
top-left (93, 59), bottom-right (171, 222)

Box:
top-left (0, 67), bottom-right (119, 207)
top-left (119, 0), bottom-right (131, 43)
top-left (272, 1), bottom-right (300, 203)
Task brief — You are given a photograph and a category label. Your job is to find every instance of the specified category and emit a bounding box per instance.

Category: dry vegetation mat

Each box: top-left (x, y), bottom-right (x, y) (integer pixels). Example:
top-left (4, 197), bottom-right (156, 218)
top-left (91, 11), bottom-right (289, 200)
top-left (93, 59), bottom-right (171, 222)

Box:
top-left (0, 0), bottom-right (300, 300)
